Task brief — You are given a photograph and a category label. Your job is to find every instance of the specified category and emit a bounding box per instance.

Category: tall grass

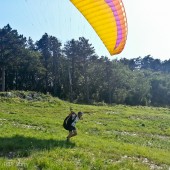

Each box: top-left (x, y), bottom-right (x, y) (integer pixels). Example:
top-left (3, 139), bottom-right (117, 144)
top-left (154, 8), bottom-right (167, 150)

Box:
top-left (0, 92), bottom-right (170, 169)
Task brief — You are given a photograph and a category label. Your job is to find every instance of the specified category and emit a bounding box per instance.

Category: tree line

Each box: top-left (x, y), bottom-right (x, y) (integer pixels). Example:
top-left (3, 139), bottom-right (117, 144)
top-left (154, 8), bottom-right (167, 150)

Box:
top-left (0, 24), bottom-right (170, 106)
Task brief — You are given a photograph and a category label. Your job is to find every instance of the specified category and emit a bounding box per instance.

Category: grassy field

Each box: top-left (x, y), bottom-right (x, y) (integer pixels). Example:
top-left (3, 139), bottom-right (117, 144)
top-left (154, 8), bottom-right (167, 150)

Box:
top-left (0, 92), bottom-right (170, 170)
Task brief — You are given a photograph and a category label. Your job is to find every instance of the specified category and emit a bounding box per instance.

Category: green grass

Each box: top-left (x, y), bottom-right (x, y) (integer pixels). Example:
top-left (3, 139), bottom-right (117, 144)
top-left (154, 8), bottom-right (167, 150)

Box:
top-left (0, 93), bottom-right (170, 169)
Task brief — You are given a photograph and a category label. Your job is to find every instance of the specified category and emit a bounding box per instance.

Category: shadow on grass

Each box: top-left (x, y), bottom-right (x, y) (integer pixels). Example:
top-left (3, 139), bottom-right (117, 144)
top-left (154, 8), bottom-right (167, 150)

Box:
top-left (0, 135), bottom-right (75, 158)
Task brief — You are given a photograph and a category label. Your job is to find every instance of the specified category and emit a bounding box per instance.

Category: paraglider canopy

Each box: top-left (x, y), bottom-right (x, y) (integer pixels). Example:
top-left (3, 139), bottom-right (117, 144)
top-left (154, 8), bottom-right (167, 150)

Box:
top-left (70, 0), bottom-right (128, 55)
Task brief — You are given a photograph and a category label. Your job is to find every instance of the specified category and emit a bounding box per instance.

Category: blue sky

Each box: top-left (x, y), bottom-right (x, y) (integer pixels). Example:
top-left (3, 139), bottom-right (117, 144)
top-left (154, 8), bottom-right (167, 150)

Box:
top-left (0, 0), bottom-right (170, 61)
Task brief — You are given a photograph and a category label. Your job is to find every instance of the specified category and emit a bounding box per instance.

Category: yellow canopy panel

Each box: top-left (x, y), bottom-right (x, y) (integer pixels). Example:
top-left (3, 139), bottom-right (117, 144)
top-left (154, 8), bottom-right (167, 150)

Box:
top-left (70, 0), bottom-right (128, 55)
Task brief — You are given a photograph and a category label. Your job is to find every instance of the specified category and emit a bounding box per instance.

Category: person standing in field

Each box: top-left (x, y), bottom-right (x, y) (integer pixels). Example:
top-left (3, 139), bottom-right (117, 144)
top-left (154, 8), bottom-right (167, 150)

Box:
top-left (63, 111), bottom-right (83, 142)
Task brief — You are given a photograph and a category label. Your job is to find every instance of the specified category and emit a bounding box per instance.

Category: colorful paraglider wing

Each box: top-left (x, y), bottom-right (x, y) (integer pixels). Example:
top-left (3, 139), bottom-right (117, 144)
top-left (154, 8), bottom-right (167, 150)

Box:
top-left (70, 0), bottom-right (128, 55)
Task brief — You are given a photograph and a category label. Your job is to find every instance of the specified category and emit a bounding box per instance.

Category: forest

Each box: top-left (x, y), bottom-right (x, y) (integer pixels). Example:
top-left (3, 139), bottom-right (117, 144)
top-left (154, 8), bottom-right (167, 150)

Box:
top-left (0, 24), bottom-right (170, 107)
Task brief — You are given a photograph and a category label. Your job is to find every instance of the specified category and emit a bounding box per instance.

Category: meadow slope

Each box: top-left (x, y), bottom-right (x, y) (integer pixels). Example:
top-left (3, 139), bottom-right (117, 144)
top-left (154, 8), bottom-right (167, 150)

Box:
top-left (0, 92), bottom-right (170, 170)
